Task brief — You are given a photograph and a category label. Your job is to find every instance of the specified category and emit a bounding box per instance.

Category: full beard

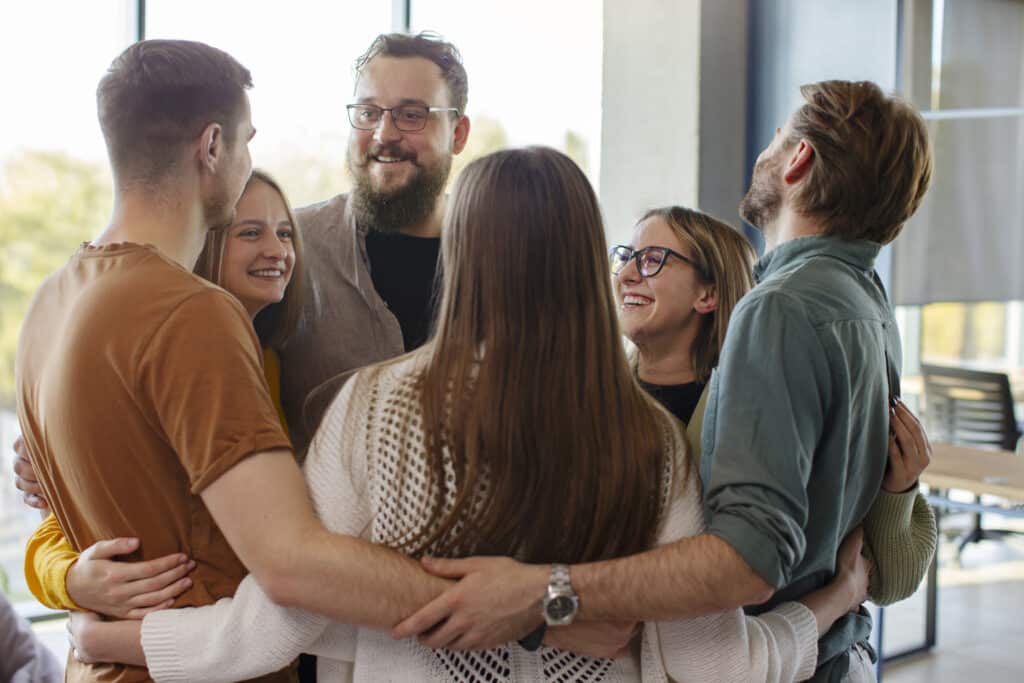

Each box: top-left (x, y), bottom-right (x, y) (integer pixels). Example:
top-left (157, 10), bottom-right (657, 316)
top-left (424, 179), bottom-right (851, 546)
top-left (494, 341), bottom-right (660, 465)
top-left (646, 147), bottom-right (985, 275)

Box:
top-left (348, 144), bottom-right (451, 234)
top-left (738, 156), bottom-right (782, 231)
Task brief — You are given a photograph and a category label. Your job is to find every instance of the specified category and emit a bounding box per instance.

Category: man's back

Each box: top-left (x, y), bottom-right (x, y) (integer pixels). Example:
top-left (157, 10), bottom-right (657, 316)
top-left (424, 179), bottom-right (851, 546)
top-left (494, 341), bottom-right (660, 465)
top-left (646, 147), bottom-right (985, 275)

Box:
top-left (17, 242), bottom-right (292, 682)
top-left (702, 236), bottom-right (900, 678)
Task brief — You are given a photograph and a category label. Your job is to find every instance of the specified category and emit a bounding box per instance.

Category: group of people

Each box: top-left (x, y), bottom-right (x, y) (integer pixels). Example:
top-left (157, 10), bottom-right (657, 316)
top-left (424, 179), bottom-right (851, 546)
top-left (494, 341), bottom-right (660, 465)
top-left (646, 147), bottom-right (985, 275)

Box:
top-left (9, 30), bottom-right (938, 683)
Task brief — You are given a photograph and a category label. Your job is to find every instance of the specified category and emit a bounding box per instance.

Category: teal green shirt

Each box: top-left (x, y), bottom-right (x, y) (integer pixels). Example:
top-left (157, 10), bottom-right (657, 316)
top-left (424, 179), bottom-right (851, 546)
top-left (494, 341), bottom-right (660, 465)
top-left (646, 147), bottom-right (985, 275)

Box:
top-left (701, 236), bottom-right (901, 681)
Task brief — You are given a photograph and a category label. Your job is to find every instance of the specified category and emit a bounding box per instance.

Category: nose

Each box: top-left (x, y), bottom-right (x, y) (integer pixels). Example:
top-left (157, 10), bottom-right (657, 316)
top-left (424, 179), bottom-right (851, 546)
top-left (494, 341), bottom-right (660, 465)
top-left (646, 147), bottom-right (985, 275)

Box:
top-left (261, 234), bottom-right (288, 261)
top-left (373, 110), bottom-right (403, 144)
top-left (617, 255), bottom-right (642, 285)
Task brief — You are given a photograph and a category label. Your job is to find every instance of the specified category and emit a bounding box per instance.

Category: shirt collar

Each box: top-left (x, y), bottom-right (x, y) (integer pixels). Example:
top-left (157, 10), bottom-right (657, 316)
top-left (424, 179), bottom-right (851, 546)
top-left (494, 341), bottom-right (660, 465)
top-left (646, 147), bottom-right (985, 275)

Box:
top-left (753, 235), bottom-right (881, 282)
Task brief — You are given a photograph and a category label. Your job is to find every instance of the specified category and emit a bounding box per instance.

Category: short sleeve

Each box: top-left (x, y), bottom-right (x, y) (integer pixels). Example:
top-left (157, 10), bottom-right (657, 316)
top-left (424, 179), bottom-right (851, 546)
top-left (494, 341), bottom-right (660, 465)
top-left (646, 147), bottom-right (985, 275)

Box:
top-left (137, 289), bottom-right (292, 493)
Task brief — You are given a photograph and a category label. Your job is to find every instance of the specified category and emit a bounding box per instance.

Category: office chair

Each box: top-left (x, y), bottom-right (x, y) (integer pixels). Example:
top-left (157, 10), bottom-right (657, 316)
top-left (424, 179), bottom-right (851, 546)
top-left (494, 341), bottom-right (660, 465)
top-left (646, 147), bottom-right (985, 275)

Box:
top-left (921, 364), bottom-right (1024, 560)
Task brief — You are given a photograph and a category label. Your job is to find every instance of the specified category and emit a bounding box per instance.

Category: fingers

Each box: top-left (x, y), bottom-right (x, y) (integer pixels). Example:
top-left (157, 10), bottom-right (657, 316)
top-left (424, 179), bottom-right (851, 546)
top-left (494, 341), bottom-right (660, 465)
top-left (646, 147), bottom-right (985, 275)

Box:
top-left (85, 538), bottom-right (140, 561)
top-left (117, 552), bottom-right (191, 583)
top-left (124, 599), bottom-right (177, 620)
top-left (23, 492), bottom-right (49, 510)
top-left (124, 562), bottom-right (195, 606)
top-left (891, 403), bottom-right (929, 477)
top-left (392, 592), bottom-right (454, 640)
top-left (12, 446), bottom-right (38, 483)
top-left (894, 401), bottom-right (931, 466)
top-left (838, 527), bottom-right (864, 561)
top-left (419, 616), bottom-right (469, 650)
top-left (420, 556), bottom-right (475, 579)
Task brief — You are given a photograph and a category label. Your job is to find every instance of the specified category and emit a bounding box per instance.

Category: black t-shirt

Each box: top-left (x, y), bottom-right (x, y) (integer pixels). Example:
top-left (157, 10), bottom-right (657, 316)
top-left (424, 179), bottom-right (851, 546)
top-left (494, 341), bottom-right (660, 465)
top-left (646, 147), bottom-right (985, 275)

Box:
top-left (638, 379), bottom-right (705, 425)
top-left (365, 229), bottom-right (441, 351)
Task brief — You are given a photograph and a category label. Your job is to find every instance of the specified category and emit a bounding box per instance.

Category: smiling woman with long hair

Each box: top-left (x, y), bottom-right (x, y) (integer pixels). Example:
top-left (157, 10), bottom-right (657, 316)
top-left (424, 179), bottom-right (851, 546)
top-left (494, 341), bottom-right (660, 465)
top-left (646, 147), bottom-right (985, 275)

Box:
top-left (67, 148), bottom-right (868, 683)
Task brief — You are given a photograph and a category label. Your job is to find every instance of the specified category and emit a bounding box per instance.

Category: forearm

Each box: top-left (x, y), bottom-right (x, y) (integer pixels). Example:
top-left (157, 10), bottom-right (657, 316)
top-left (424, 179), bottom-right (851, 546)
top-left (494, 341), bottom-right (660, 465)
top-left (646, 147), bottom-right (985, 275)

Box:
top-left (267, 525), bottom-right (451, 627)
top-left (572, 533), bottom-right (775, 621)
top-left (862, 489), bottom-right (937, 605)
top-left (798, 582), bottom-right (852, 637)
top-left (80, 618), bottom-right (146, 668)
top-left (203, 451), bottom-right (451, 629)
top-left (142, 575), bottom-right (335, 682)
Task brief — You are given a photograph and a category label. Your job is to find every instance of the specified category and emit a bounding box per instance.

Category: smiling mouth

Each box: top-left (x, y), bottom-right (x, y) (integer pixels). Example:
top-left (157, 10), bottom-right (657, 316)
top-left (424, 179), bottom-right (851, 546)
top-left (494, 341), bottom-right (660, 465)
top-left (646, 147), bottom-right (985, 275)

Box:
top-left (622, 294), bottom-right (653, 307)
top-left (371, 154), bottom-right (412, 164)
top-left (249, 269), bottom-right (285, 278)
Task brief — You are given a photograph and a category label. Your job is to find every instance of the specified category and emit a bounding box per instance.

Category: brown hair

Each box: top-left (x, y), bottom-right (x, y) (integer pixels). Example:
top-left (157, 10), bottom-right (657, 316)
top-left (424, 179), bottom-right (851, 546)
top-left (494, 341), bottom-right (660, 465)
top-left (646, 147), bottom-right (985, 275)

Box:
top-left (374, 147), bottom-right (676, 563)
top-left (97, 39), bottom-right (253, 186)
top-left (786, 80), bottom-right (932, 244)
top-left (639, 207), bottom-right (756, 383)
top-left (354, 32), bottom-right (468, 113)
top-left (194, 170), bottom-right (306, 348)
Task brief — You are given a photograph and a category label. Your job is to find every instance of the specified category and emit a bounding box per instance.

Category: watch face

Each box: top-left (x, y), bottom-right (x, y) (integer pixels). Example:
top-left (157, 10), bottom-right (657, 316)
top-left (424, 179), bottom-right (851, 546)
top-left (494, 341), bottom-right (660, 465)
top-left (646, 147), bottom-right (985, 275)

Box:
top-left (546, 595), bottom-right (576, 621)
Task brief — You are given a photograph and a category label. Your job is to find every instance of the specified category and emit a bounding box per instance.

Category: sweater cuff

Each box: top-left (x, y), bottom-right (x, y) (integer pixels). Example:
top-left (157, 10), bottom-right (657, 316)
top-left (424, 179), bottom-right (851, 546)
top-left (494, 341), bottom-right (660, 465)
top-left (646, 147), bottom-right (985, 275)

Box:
top-left (773, 601), bottom-right (819, 681)
top-left (866, 486), bottom-right (917, 529)
top-left (141, 610), bottom-right (191, 683)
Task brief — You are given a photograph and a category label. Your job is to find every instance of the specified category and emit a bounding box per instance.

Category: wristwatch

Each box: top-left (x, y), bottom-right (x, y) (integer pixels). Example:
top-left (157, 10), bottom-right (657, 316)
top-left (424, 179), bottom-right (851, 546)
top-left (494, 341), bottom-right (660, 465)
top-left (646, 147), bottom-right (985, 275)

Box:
top-left (542, 563), bottom-right (579, 626)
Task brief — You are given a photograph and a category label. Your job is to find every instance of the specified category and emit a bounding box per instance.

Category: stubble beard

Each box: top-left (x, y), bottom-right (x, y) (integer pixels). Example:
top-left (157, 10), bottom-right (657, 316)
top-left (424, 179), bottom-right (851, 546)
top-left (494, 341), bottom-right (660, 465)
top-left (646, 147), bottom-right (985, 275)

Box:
top-left (739, 155), bottom-right (783, 231)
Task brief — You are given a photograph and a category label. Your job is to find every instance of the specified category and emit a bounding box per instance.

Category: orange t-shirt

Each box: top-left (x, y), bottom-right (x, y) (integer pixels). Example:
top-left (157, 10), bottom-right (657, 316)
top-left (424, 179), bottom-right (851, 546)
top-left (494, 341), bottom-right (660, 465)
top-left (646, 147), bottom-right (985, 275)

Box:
top-left (16, 243), bottom-right (294, 683)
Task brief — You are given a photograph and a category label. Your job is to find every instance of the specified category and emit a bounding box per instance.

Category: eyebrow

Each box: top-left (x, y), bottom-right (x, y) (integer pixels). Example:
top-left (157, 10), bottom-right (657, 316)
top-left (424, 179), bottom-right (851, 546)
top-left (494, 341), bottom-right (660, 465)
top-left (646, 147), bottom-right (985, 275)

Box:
top-left (353, 97), bottom-right (431, 107)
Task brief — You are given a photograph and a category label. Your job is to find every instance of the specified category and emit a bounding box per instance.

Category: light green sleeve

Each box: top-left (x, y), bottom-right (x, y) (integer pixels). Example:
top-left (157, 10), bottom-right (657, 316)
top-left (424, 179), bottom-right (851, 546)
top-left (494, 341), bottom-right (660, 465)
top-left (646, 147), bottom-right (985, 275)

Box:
top-left (861, 488), bottom-right (937, 606)
top-left (684, 384), bottom-right (710, 464)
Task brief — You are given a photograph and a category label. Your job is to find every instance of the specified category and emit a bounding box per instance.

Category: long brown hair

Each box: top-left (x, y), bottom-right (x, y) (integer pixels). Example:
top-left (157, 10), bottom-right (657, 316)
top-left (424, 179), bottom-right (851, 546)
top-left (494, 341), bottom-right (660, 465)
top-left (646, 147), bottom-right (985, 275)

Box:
top-left (193, 169), bottom-right (306, 348)
top-left (638, 207), bottom-right (756, 383)
top-left (388, 147), bottom-right (674, 563)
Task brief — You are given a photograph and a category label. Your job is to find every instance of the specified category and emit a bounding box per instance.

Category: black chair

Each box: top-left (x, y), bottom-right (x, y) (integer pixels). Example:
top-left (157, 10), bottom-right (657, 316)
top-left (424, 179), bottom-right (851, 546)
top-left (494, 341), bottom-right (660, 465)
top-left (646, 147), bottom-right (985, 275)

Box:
top-left (921, 364), bottom-right (1023, 560)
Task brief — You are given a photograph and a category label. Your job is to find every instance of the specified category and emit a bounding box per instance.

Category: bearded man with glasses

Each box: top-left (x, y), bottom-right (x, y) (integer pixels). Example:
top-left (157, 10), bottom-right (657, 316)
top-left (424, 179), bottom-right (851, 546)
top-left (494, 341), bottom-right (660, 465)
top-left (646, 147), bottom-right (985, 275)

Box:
top-left (278, 32), bottom-right (471, 454)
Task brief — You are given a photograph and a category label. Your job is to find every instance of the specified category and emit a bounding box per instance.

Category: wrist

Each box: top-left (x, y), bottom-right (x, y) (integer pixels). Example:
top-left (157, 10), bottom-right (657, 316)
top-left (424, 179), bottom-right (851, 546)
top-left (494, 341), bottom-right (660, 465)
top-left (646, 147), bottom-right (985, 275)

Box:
top-left (65, 559), bottom-right (87, 610)
top-left (881, 478), bottom-right (918, 494)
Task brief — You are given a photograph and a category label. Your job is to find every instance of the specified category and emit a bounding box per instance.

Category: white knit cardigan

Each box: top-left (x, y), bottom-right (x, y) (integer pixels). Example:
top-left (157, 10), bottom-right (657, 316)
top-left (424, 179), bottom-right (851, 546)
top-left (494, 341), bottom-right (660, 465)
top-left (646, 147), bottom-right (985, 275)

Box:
top-left (142, 354), bottom-right (819, 682)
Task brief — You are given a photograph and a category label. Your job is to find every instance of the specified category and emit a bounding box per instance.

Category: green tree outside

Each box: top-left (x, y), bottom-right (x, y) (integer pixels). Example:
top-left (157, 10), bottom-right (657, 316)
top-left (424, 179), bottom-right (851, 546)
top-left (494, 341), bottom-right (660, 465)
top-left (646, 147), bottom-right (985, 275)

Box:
top-left (0, 150), bottom-right (111, 409)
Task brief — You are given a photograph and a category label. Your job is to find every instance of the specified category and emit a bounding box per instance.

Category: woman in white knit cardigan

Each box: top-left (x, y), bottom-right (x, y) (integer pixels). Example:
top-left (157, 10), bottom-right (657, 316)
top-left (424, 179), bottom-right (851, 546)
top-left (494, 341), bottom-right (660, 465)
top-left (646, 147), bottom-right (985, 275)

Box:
top-left (70, 147), bottom-right (873, 682)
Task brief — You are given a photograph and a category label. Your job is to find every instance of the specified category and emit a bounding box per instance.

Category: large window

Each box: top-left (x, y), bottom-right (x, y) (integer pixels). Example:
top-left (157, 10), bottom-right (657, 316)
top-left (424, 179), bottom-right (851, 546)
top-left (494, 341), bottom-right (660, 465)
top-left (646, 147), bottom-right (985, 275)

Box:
top-left (146, 0), bottom-right (394, 208)
top-left (410, 0), bottom-right (603, 188)
top-left (893, 0), bottom-right (1024, 393)
top-left (0, 1), bottom-right (136, 618)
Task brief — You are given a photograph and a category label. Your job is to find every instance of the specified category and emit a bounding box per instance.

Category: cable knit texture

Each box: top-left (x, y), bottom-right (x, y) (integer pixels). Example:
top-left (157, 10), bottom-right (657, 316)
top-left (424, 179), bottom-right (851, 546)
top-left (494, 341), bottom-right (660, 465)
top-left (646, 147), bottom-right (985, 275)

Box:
top-left (142, 353), bottom-right (819, 682)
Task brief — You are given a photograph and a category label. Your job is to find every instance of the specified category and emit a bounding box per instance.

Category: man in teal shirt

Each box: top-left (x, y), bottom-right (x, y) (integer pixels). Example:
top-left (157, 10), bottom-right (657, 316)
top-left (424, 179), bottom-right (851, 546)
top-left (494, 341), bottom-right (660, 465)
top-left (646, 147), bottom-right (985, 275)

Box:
top-left (392, 80), bottom-right (933, 682)
top-left (698, 81), bottom-right (931, 680)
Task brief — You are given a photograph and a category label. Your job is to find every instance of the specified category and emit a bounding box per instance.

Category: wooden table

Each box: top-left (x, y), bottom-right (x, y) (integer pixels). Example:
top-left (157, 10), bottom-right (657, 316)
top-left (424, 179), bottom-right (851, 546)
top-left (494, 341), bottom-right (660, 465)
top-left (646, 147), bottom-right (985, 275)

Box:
top-left (921, 443), bottom-right (1024, 502)
top-left (879, 443), bottom-right (1024, 676)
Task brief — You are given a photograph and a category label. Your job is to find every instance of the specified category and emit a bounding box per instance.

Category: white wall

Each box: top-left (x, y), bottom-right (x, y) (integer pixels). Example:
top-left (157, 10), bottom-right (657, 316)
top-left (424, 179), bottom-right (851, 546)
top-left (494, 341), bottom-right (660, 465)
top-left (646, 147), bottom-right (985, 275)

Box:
top-left (600, 0), bottom-right (749, 246)
top-left (600, 0), bottom-right (703, 246)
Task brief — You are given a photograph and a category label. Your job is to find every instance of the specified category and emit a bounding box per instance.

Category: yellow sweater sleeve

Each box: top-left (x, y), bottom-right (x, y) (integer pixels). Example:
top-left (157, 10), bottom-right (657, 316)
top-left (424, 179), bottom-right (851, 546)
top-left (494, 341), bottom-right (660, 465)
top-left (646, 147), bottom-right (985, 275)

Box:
top-left (263, 347), bottom-right (290, 437)
top-left (24, 514), bottom-right (81, 611)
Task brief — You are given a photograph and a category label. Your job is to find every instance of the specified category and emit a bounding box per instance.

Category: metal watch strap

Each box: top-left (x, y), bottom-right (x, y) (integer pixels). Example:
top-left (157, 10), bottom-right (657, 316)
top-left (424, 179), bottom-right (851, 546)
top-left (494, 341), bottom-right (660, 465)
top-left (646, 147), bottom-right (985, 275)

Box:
top-left (550, 563), bottom-right (572, 591)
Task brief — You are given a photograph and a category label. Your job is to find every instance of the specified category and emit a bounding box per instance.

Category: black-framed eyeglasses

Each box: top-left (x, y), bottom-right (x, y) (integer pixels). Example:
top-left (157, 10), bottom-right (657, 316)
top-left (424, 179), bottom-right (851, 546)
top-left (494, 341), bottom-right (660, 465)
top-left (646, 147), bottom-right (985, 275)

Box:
top-left (609, 244), bottom-right (706, 279)
top-left (346, 104), bottom-right (460, 132)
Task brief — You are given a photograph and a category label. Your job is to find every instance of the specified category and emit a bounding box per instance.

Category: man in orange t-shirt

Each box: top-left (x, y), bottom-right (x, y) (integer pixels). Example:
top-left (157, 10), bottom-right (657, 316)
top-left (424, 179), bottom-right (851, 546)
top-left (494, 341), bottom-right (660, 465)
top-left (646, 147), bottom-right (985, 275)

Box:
top-left (15, 39), bottom-right (448, 683)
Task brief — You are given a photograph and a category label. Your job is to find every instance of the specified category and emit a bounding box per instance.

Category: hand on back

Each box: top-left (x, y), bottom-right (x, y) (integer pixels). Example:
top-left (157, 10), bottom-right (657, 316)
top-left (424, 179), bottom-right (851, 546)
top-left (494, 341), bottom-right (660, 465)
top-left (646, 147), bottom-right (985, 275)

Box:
top-left (68, 539), bottom-right (196, 619)
top-left (12, 435), bottom-right (48, 510)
